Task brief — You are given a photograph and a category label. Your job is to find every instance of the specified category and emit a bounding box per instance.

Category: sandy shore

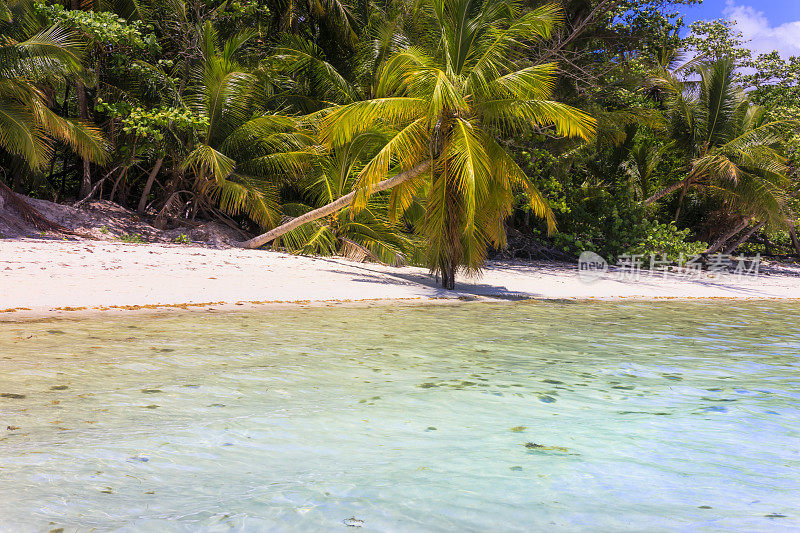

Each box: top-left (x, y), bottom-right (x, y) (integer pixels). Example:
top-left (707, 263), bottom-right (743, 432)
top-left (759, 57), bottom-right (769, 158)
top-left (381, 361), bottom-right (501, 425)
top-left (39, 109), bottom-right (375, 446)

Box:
top-left (2, 239), bottom-right (800, 320)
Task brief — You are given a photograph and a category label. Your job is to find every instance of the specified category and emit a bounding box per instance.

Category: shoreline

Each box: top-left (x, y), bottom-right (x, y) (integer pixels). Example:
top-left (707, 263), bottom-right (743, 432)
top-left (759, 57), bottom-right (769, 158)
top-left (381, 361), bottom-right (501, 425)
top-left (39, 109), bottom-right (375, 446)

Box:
top-left (2, 239), bottom-right (800, 321)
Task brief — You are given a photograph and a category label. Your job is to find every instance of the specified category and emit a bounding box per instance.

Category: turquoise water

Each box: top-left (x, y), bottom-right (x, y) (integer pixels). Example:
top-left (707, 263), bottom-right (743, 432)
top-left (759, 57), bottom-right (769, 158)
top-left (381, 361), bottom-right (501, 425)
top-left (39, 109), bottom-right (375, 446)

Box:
top-left (1, 301), bottom-right (799, 532)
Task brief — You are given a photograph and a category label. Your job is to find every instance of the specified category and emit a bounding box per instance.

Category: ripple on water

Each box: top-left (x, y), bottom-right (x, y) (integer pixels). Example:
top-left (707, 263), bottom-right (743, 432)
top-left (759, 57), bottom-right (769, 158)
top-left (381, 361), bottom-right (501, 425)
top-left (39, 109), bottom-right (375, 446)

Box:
top-left (0, 300), bottom-right (798, 531)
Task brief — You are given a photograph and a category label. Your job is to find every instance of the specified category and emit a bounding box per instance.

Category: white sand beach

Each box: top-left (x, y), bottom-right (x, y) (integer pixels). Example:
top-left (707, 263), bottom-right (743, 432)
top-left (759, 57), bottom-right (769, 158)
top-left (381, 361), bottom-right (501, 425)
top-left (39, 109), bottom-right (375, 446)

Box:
top-left (2, 239), bottom-right (800, 320)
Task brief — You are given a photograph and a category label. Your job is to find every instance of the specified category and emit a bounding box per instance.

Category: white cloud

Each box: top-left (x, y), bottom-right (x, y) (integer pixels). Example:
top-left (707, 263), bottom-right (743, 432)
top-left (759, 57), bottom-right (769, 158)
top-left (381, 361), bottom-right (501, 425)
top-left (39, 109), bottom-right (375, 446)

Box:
top-left (724, 1), bottom-right (800, 58)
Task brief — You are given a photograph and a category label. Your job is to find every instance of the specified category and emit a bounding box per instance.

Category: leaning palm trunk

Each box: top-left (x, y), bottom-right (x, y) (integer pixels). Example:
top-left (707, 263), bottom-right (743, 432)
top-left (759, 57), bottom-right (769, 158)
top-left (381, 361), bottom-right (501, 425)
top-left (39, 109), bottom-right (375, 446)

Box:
top-left (644, 177), bottom-right (691, 206)
top-left (673, 180), bottom-right (690, 221)
top-left (238, 161), bottom-right (431, 249)
top-left (705, 218), bottom-right (751, 255)
top-left (723, 221), bottom-right (765, 255)
top-left (0, 180), bottom-right (69, 232)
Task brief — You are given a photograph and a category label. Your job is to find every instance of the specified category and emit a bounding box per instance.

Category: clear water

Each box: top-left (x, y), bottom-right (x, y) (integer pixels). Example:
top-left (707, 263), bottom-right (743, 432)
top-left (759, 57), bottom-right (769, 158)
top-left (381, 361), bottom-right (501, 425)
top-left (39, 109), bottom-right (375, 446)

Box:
top-left (1, 301), bottom-right (799, 532)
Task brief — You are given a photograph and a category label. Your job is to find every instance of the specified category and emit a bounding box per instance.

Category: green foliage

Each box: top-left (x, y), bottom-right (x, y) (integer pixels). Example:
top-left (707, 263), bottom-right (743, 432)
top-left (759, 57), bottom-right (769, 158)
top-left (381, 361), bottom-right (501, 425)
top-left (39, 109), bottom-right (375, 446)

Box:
top-left (37, 4), bottom-right (159, 51)
top-left (316, 0), bottom-right (595, 287)
top-left (118, 232), bottom-right (146, 242)
top-left (684, 19), bottom-right (751, 65)
top-left (275, 139), bottom-right (413, 265)
top-left (4, 0), bottom-right (798, 271)
top-left (173, 233), bottom-right (191, 244)
top-left (95, 99), bottom-right (208, 141)
top-left (551, 199), bottom-right (705, 262)
top-left (626, 220), bottom-right (706, 261)
top-left (0, 3), bottom-right (109, 170)
top-left (100, 224), bottom-right (109, 234)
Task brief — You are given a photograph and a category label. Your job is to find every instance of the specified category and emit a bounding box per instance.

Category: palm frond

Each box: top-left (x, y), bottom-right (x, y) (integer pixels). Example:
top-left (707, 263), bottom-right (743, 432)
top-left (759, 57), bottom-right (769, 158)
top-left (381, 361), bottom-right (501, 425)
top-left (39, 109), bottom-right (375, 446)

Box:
top-left (213, 175), bottom-right (281, 229)
top-left (0, 103), bottom-right (47, 167)
top-left (183, 143), bottom-right (235, 182)
top-left (273, 37), bottom-right (358, 105)
top-left (483, 134), bottom-right (556, 233)
top-left (480, 98), bottom-right (596, 140)
top-left (443, 118), bottom-right (491, 232)
top-left (318, 97), bottom-right (427, 146)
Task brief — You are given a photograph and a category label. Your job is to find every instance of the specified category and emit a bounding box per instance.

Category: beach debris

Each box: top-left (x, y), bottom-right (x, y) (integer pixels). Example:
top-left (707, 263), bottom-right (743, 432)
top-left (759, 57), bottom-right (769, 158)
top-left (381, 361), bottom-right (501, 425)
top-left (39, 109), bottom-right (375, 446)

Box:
top-left (538, 395), bottom-right (556, 403)
top-left (765, 513), bottom-right (787, 518)
top-left (140, 389), bottom-right (163, 394)
top-left (343, 517), bottom-right (364, 527)
top-left (128, 456), bottom-right (149, 462)
top-left (524, 442), bottom-right (570, 453)
top-left (510, 426), bottom-right (527, 432)
top-left (6, 426), bottom-right (20, 430)
top-left (1, 393), bottom-right (25, 399)
top-left (510, 466), bottom-right (523, 471)
top-left (425, 426), bottom-right (437, 431)
top-left (50, 385), bottom-right (69, 390)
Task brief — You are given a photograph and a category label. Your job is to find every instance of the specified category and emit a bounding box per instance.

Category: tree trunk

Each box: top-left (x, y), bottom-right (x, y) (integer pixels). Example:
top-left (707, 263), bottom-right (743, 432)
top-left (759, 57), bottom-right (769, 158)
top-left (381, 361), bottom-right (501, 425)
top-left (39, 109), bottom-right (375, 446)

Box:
top-left (0, 180), bottom-right (68, 232)
top-left (440, 257), bottom-right (455, 290)
top-left (76, 80), bottom-right (92, 198)
top-left (643, 176), bottom-right (691, 206)
top-left (137, 158), bottom-right (163, 214)
top-left (439, 258), bottom-right (449, 290)
top-left (723, 221), bottom-right (765, 255)
top-left (238, 161), bottom-right (431, 249)
top-left (673, 180), bottom-right (689, 221)
top-left (705, 218), bottom-right (750, 255)
top-left (789, 223), bottom-right (800, 256)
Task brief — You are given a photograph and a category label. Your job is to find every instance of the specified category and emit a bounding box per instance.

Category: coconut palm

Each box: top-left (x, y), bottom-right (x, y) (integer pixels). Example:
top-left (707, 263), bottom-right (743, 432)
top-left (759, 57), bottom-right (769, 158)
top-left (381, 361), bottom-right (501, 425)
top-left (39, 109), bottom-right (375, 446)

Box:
top-left (0, 0), bottom-right (108, 228)
top-left (241, 0), bottom-right (595, 288)
top-left (644, 58), bottom-right (791, 233)
top-left (277, 133), bottom-right (413, 265)
top-left (264, 0), bottom-right (358, 46)
top-left (0, 1), bottom-right (108, 171)
top-left (267, 35), bottom-right (361, 113)
top-left (181, 23), bottom-right (316, 228)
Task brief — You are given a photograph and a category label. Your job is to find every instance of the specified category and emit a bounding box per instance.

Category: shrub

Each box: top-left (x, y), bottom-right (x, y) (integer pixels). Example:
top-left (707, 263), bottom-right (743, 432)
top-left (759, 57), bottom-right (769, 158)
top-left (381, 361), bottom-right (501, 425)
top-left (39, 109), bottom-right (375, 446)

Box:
top-left (118, 233), bottom-right (146, 243)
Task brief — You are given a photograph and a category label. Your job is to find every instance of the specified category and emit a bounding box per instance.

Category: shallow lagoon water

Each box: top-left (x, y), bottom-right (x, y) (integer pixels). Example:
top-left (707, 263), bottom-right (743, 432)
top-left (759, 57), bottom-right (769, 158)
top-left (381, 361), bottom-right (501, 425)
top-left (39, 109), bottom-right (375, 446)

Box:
top-left (1, 301), bottom-right (799, 532)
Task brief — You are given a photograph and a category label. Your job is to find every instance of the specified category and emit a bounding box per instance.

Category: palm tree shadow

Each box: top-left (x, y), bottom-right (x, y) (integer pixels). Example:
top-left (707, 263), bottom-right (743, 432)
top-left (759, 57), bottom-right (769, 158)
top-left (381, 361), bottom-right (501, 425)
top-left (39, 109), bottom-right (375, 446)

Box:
top-left (304, 256), bottom-right (786, 300)
top-left (304, 256), bottom-right (545, 299)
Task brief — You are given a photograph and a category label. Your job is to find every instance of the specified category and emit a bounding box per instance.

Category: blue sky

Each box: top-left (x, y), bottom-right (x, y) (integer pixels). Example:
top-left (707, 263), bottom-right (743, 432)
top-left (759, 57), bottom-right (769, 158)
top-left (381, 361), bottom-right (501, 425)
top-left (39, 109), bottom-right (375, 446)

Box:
top-left (677, 0), bottom-right (800, 57)
top-left (681, 0), bottom-right (800, 25)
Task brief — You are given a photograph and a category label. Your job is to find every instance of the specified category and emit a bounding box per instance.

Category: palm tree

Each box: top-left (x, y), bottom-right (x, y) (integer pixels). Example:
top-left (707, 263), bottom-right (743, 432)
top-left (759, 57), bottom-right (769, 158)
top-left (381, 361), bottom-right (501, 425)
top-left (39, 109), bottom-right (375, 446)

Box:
top-left (265, 0), bottom-right (358, 46)
top-left (241, 0), bottom-right (595, 288)
top-left (644, 58), bottom-right (791, 237)
top-left (181, 24), bottom-right (315, 229)
top-left (0, 4), bottom-right (108, 170)
top-left (276, 133), bottom-right (413, 265)
top-left (0, 0), bottom-right (108, 228)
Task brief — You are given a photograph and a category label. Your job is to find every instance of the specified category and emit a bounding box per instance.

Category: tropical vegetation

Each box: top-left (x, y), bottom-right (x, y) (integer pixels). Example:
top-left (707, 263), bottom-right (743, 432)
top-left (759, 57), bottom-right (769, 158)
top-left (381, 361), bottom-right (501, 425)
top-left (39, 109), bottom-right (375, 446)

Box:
top-left (1, 0), bottom-right (799, 287)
